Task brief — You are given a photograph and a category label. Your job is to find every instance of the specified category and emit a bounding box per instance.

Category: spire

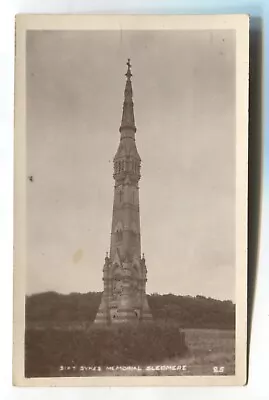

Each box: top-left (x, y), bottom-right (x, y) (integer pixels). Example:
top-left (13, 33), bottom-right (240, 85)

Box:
top-left (120, 59), bottom-right (136, 137)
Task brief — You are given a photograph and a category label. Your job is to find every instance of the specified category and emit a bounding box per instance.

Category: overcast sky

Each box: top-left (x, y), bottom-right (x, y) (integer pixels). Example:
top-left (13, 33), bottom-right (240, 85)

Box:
top-left (26, 29), bottom-right (235, 300)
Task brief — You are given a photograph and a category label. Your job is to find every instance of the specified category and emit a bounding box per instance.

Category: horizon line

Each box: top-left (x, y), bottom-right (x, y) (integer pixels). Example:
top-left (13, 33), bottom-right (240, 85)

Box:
top-left (25, 289), bottom-right (235, 304)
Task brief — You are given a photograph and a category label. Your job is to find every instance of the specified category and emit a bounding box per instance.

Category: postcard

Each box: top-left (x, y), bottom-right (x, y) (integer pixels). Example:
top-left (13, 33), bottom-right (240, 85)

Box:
top-left (13, 14), bottom-right (249, 386)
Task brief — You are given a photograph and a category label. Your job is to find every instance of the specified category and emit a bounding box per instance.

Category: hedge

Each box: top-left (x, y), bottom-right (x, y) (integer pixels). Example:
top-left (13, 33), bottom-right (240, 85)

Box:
top-left (25, 322), bottom-right (187, 377)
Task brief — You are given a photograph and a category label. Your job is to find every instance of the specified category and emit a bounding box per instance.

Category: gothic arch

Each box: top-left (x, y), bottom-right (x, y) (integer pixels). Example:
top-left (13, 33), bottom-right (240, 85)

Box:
top-left (110, 262), bottom-right (121, 279)
top-left (114, 221), bottom-right (123, 242)
top-left (114, 221), bottom-right (123, 232)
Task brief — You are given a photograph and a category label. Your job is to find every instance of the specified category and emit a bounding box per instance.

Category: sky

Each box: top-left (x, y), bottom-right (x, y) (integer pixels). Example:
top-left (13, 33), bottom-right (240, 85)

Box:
top-left (26, 29), bottom-right (235, 300)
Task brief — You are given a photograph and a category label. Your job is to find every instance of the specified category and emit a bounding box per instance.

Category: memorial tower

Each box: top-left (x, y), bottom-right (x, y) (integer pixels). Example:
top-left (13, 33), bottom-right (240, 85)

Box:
top-left (94, 59), bottom-right (152, 324)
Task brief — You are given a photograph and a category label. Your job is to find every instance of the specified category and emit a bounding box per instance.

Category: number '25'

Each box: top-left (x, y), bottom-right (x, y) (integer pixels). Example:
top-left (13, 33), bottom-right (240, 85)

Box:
top-left (213, 366), bottom-right (225, 373)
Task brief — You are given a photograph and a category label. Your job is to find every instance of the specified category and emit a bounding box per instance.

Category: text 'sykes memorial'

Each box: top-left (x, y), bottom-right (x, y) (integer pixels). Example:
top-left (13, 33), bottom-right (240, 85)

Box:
top-left (94, 60), bottom-right (153, 324)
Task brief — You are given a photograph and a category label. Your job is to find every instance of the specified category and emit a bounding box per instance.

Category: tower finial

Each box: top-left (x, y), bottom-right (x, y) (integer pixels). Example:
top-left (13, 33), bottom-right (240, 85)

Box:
top-left (120, 59), bottom-right (136, 135)
top-left (126, 58), bottom-right (132, 79)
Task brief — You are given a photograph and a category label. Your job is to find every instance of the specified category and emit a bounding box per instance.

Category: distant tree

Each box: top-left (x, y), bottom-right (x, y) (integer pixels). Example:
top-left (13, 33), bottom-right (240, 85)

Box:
top-left (26, 291), bottom-right (235, 330)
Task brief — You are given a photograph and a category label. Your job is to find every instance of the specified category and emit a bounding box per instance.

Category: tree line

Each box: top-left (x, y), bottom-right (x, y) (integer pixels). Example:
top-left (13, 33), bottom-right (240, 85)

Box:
top-left (25, 291), bottom-right (235, 330)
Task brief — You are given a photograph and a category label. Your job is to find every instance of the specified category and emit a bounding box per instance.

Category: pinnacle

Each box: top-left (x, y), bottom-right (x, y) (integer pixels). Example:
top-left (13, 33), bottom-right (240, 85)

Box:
top-left (120, 59), bottom-right (136, 134)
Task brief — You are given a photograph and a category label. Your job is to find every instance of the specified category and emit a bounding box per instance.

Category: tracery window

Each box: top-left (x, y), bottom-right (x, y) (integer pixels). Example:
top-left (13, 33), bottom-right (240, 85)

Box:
top-left (116, 230), bottom-right (123, 241)
top-left (114, 221), bottom-right (123, 242)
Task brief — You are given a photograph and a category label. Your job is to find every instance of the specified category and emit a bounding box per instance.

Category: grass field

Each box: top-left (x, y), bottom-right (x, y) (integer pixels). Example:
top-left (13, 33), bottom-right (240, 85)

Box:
top-left (95, 328), bottom-right (235, 377)
top-left (158, 328), bottom-right (235, 376)
top-left (182, 328), bottom-right (235, 376)
top-left (25, 326), bottom-right (235, 377)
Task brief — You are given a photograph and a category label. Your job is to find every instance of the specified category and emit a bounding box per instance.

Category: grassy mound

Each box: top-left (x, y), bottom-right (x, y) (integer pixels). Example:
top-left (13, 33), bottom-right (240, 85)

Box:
top-left (25, 322), bottom-right (187, 377)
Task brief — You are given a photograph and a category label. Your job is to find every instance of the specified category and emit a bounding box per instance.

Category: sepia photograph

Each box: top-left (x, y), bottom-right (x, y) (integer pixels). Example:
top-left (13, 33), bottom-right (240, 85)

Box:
top-left (13, 14), bottom-right (249, 386)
